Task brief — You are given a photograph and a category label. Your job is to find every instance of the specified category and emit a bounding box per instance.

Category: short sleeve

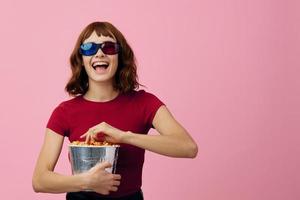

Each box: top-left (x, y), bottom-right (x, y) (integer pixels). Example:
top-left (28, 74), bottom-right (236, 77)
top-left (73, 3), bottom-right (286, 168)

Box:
top-left (46, 104), bottom-right (69, 137)
top-left (139, 91), bottom-right (165, 129)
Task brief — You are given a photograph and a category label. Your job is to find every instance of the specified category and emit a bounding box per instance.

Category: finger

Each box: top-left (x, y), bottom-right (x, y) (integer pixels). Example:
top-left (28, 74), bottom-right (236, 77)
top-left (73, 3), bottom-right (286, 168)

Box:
top-left (104, 135), bottom-right (108, 141)
top-left (98, 161), bottom-right (112, 170)
top-left (98, 190), bottom-right (109, 195)
top-left (84, 134), bottom-right (89, 144)
top-left (113, 174), bottom-right (121, 180)
top-left (110, 186), bottom-right (118, 192)
top-left (89, 161), bottom-right (109, 172)
top-left (113, 180), bottom-right (121, 186)
top-left (92, 134), bottom-right (98, 141)
top-left (80, 132), bottom-right (87, 138)
top-left (103, 135), bottom-right (114, 143)
top-left (86, 134), bottom-right (92, 144)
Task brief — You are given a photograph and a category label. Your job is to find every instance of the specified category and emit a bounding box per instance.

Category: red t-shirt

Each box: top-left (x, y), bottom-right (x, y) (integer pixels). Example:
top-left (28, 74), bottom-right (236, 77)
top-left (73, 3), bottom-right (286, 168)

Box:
top-left (46, 90), bottom-right (164, 197)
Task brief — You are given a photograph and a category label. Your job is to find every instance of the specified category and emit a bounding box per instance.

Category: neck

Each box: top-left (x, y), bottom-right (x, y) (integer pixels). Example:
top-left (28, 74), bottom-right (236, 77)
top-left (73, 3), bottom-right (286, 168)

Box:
top-left (84, 80), bottom-right (119, 102)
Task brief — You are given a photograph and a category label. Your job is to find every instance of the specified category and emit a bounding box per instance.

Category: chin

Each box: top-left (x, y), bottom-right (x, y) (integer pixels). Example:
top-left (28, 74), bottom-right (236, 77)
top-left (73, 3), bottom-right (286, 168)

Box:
top-left (90, 76), bottom-right (114, 83)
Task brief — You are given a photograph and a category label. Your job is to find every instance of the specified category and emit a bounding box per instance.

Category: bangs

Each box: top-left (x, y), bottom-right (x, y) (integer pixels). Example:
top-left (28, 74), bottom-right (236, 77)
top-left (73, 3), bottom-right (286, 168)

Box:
top-left (81, 23), bottom-right (116, 43)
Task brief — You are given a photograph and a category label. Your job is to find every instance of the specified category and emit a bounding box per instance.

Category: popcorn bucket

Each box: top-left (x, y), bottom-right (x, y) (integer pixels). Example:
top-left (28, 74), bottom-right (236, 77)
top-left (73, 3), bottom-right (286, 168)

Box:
top-left (69, 144), bottom-right (120, 174)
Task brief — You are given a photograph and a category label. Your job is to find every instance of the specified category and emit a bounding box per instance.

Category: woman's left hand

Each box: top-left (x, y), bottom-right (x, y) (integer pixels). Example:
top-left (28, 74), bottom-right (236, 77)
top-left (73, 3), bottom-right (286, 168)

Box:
top-left (80, 122), bottom-right (125, 144)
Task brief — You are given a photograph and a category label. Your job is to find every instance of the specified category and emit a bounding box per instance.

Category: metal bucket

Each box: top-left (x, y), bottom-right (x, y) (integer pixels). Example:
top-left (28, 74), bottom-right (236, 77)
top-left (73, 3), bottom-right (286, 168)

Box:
top-left (69, 145), bottom-right (120, 174)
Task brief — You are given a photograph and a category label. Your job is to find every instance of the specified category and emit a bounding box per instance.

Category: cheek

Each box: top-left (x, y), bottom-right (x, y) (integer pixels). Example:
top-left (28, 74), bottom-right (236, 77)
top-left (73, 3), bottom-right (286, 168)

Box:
top-left (82, 57), bottom-right (90, 66)
top-left (82, 57), bottom-right (91, 74)
top-left (110, 55), bottom-right (119, 69)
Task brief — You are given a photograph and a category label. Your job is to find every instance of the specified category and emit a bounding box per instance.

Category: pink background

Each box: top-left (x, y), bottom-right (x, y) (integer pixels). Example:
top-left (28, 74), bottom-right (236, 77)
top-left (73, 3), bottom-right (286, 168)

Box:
top-left (0, 0), bottom-right (299, 199)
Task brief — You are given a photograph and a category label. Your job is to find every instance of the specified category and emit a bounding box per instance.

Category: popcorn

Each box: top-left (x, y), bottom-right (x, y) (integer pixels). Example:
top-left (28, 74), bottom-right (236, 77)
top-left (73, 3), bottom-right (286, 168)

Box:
top-left (70, 140), bottom-right (118, 146)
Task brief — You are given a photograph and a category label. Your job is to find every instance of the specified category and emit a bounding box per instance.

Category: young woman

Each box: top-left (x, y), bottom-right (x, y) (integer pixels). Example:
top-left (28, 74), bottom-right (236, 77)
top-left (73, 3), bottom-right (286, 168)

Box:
top-left (32, 21), bottom-right (198, 200)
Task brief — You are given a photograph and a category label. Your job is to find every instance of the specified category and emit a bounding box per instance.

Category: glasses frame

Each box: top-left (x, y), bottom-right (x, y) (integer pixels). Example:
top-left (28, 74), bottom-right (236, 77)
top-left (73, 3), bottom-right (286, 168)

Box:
top-left (79, 41), bottom-right (120, 56)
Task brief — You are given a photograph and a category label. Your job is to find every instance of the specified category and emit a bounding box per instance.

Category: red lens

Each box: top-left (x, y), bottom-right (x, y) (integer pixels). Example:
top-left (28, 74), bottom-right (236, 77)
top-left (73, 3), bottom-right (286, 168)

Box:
top-left (102, 42), bottom-right (119, 55)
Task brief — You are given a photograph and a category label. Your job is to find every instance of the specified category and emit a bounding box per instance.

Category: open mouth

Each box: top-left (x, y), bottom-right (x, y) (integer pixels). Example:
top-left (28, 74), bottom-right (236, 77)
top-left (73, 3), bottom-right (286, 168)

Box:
top-left (92, 61), bottom-right (109, 73)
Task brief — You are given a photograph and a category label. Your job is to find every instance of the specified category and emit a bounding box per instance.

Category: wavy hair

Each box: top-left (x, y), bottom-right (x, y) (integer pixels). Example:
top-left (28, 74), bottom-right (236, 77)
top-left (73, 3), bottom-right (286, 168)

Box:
top-left (65, 22), bottom-right (140, 96)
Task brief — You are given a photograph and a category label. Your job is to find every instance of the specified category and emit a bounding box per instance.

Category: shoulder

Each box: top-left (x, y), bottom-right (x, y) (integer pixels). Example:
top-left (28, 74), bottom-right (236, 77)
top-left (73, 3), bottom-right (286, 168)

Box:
top-left (54, 96), bottom-right (82, 111)
top-left (124, 90), bottom-right (160, 102)
top-left (127, 89), bottom-right (157, 98)
top-left (125, 89), bottom-right (164, 107)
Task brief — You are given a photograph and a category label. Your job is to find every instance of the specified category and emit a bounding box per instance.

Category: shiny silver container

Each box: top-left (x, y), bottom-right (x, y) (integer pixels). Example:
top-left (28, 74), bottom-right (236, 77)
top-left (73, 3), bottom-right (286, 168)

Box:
top-left (69, 144), bottom-right (120, 174)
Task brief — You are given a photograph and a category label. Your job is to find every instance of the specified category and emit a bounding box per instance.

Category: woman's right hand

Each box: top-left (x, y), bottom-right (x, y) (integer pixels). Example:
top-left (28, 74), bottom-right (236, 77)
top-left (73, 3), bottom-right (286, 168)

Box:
top-left (83, 161), bottom-right (121, 195)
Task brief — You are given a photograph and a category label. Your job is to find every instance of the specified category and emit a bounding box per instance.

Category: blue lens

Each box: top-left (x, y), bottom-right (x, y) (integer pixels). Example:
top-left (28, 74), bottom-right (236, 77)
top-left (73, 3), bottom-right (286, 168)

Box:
top-left (80, 42), bottom-right (98, 56)
top-left (81, 43), bottom-right (93, 50)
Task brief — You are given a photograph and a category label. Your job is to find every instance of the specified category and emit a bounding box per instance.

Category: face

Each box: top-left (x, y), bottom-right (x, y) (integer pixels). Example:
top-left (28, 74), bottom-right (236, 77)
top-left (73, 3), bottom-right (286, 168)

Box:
top-left (81, 31), bottom-right (119, 84)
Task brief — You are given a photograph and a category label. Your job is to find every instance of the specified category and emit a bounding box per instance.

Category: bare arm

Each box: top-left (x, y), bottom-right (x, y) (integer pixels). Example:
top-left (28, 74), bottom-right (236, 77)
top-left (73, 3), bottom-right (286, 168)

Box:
top-left (32, 128), bottom-right (121, 194)
top-left (124, 106), bottom-right (198, 158)
top-left (82, 106), bottom-right (198, 158)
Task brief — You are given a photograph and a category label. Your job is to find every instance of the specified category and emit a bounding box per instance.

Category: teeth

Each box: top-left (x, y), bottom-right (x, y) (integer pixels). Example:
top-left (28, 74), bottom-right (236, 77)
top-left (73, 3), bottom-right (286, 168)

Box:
top-left (92, 61), bottom-right (109, 67)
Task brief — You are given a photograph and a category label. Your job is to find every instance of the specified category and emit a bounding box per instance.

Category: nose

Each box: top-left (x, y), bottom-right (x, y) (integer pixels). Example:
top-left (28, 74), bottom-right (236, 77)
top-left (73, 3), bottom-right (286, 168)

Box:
top-left (95, 48), bottom-right (105, 58)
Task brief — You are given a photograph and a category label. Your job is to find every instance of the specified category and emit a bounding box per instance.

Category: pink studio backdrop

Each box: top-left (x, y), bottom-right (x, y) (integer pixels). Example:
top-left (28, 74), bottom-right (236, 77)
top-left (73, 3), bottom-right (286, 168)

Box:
top-left (0, 0), bottom-right (299, 200)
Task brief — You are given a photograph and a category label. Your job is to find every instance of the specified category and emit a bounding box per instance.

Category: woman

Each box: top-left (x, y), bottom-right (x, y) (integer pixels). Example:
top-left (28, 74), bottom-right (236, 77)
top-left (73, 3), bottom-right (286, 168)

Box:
top-left (32, 21), bottom-right (198, 200)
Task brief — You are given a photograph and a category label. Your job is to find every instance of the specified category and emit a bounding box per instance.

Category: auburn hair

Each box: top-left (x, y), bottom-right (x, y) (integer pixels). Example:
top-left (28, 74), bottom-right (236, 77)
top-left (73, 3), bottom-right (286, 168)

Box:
top-left (65, 21), bottom-right (140, 96)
